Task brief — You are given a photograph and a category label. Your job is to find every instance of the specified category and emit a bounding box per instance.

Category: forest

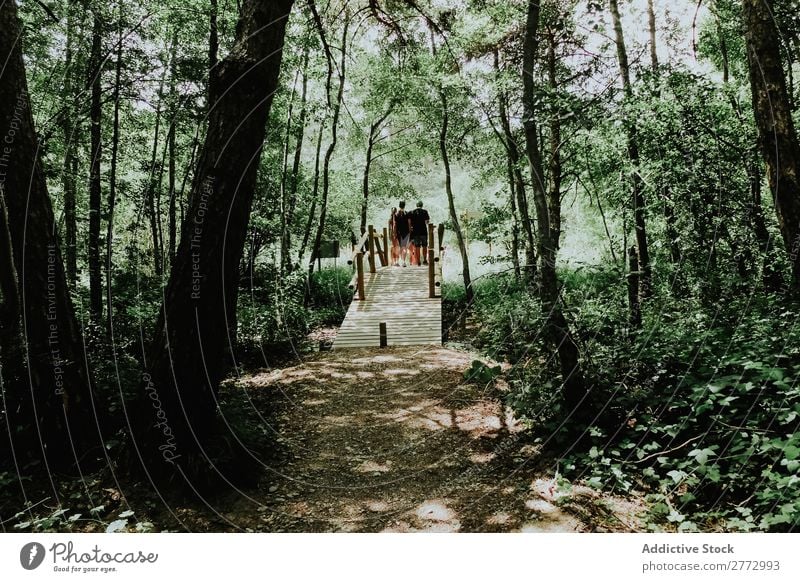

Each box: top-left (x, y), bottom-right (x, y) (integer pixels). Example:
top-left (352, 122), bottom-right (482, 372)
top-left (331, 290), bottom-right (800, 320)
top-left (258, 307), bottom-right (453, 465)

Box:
top-left (1, 0), bottom-right (799, 533)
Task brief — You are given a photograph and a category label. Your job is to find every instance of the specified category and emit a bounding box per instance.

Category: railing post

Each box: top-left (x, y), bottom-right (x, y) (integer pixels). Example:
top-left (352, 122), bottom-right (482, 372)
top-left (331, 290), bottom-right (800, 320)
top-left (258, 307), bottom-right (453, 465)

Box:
top-left (437, 223), bottom-right (445, 258)
top-left (379, 322), bottom-right (387, 348)
top-left (428, 249), bottom-right (435, 298)
top-left (383, 227), bottom-right (389, 266)
top-left (428, 222), bottom-right (434, 250)
top-left (356, 251), bottom-right (365, 301)
top-left (367, 225), bottom-right (376, 273)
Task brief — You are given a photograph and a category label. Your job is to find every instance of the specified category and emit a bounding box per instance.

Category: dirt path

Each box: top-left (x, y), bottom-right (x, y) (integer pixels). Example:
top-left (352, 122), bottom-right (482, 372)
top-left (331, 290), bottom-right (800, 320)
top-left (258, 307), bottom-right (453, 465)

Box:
top-left (209, 346), bottom-right (642, 532)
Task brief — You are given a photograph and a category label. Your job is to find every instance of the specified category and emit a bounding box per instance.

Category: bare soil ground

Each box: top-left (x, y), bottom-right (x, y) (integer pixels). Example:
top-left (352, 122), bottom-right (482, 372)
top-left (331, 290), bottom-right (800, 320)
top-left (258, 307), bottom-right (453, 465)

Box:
top-left (210, 345), bottom-right (644, 532)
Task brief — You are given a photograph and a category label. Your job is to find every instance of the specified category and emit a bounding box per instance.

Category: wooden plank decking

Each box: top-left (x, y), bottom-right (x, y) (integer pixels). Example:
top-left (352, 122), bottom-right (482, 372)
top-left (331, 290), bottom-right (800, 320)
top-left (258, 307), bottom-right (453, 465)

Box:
top-left (333, 264), bottom-right (442, 349)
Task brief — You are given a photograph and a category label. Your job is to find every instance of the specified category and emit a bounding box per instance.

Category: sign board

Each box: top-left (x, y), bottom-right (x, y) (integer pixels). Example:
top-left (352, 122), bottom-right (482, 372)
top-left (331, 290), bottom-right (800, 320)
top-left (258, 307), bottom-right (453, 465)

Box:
top-left (316, 240), bottom-right (340, 259)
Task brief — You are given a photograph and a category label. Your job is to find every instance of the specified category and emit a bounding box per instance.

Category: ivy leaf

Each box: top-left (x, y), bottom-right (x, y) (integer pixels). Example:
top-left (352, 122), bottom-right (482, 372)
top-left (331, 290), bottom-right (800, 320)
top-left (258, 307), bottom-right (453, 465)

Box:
top-left (667, 509), bottom-right (685, 523)
top-left (688, 448), bottom-right (717, 465)
top-left (106, 519), bottom-right (128, 533)
top-left (667, 469), bottom-right (686, 483)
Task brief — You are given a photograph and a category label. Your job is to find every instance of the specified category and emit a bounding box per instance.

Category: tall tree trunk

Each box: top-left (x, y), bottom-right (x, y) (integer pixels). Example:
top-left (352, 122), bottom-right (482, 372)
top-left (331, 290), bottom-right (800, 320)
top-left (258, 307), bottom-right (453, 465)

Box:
top-left (495, 50), bottom-right (536, 280)
top-left (647, 0), bottom-right (659, 71)
top-left (360, 106), bottom-right (393, 235)
top-left (742, 0), bottom-right (800, 291)
top-left (282, 46), bottom-right (309, 273)
top-left (431, 31), bottom-right (472, 302)
top-left (309, 5), bottom-right (348, 274)
top-left (88, 11), bottom-right (104, 323)
top-left (439, 87), bottom-right (473, 303)
top-left (279, 71), bottom-right (299, 273)
top-left (506, 154), bottom-right (521, 279)
top-left (208, 0), bottom-right (218, 99)
top-left (299, 123), bottom-right (325, 264)
top-left (0, 0), bottom-right (99, 471)
top-left (106, 2), bottom-right (123, 335)
top-left (609, 0), bottom-right (652, 299)
top-left (716, 14), bottom-right (776, 289)
top-left (649, 0), bottom-right (681, 276)
top-left (139, 0), bottom-right (294, 482)
top-left (62, 0), bottom-right (78, 287)
top-left (0, 192), bottom-right (23, 430)
top-left (747, 149), bottom-right (782, 290)
top-left (522, 0), bottom-right (585, 410)
top-left (546, 31), bottom-right (561, 250)
top-left (167, 28), bottom-right (179, 267)
top-left (145, 71), bottom-right (166, 278)
top-left (742, 0), bottom-right (800, 289)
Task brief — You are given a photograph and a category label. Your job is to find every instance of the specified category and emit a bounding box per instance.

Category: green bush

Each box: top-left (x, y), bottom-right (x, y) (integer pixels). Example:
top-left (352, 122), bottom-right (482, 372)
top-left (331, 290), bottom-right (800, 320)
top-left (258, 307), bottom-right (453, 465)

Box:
top-left (464, 264), bottom-right (800, 531)
top-left (549, 294), bottom-right (800, 531)
top-left (238, 267), bottom-right (309, 355)
top-left (306, 266), bottom-right (352, 327)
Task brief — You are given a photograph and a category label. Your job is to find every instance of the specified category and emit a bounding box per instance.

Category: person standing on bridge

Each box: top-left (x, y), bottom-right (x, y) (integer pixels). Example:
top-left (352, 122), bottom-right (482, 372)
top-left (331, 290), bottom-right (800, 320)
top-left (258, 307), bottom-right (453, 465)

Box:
top-left (392, 201), bottom-right (411, 267)
top-left (409, 200), bottom-right (430, 266)
top-left (389, 207), bottom-right (399, 266)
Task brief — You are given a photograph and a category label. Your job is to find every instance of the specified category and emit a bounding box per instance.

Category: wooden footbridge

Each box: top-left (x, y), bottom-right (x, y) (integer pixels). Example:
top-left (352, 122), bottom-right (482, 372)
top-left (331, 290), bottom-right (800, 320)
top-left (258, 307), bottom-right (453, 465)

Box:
top-left (333, 223), bottom-right (444, 349)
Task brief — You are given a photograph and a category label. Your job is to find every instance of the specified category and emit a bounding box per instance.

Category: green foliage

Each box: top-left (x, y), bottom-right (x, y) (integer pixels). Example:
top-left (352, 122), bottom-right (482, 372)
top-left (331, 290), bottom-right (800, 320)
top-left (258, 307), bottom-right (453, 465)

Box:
top-left (463, 359), bottom-right (502, 385)
top-left (550, 294), bottom-right (800, 532)
top-left (237, 265), bottom-right (351, 359)
top-left (306, 266), bottom-right (352, 327)
top-left (237, 266), bottom-right (310, 357)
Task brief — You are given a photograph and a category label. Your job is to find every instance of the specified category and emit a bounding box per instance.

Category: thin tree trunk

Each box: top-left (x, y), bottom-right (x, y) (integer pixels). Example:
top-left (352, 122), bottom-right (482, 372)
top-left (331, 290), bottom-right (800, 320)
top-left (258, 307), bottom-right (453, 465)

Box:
top-left (361, 106), bottom-right (393, 235)
top-left (139, 0), bottom-right (294, 482)
top-left (609, 0), bottom-right (652, 298)
top-left (106, 3), bottom-right (123, 335)
top-left (747, 149), bottom-right (782, 290)
top-left (283, 45), bottom-right (309, 273)
top-left (507, 154), bottom-right (521, 279)
top-left (0, 193), bottom-right (23, 409)
top-left (62, 0), bottom-right (78, 287)
top-left (0, 0), bottom-right (99, 471)
top-left (146, 72), bottom-right (166, 278)
top-left (167, 28), bottom-right (179, 266)
top-left (299, 123), bottom-right (325, 263)
top-left (208, 0), bottom-right (218, 99)
top-left (546, 31), bottom-right (562, 250)
top-left (430, 32), bottom-right (472, 303)
top-left (495, 50), bottom-right (536, 280)
top-left (649, 0), bottom-right (681, 279)
top-left (522, 0), bottom-right (585, 410)
top-left (647, 0), bottom-right (659, 71)
top-left (88, 11), bottom-right (103, 323)
top-left (279, 70), bottom-right (299, 273)
top-left (439, 87), bottom-right (473, 303)
top-left (309, 4), bottom-right (348, 274)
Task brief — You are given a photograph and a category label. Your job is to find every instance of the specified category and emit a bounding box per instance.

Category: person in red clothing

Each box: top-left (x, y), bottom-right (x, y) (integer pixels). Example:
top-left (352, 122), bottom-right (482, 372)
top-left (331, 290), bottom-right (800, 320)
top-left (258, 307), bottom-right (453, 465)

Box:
top-left (392, 200), bottom-right (411, 266)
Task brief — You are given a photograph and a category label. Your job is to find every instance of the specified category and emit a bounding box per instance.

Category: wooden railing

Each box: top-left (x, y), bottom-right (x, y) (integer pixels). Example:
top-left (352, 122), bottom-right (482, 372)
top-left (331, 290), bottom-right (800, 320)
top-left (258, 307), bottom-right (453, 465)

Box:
top-left (347, 222), bottom-right (444, 301)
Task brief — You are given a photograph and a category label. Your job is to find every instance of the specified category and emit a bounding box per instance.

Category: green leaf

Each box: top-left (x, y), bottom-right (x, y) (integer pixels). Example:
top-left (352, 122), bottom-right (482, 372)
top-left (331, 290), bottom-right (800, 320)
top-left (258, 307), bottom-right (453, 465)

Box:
top-left (667, 469), bottom-right (687, 483)
top-left (106, 519), bottom-right (127, 533)
top-left (667, 509), bottom-right (685, 523)
top-left (688, 447), bottom-right (717, 465)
